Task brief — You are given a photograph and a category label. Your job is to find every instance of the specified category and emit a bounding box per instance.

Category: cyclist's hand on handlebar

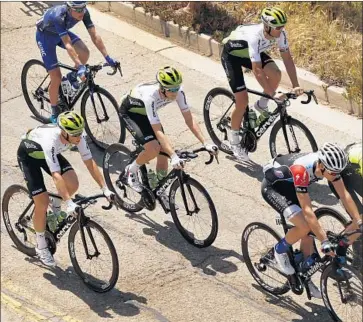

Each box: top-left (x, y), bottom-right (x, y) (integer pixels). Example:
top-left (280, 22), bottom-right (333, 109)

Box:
top-left (77, 65), bottom-right (87, 82)
top-left (65, 199), bottom-right (79, 217)
top-left (321, 239), bottom-right (335, 257)
top-left (105, 55), bottom-right (118, 68)
top-left (292, 86), bottom-right (304, 96)
top-left (203, 143), bottom-right (219, 156)
top-left (273, 92), bottom-right (287, 103)
top-left (101, 186), bottom-right (115, 202)
top-left (170, 153), bottom-right (185, 169)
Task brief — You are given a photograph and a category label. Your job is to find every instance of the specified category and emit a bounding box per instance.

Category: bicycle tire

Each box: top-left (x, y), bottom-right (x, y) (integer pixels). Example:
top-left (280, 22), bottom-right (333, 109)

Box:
top-left (203, 87), bottom-right (235, 155)
top-left (269, 117), bottom-right (318, 158)
top-left (2, 184), bottom-right (36, 257)
top-left (242, 222), bottom-right (290, 295)
top-left (68, 219), bottom-right (119, 293)
top-left (320, 263), bottom-right (362, 322)
top-left (169, 177), bottom-right (218, 248)
top-left (81, 87), bottom-right (125, 150)
top-left (21, 59), bottom-right (52, 123)
top-left (103, 143), bottom-right (144, 212)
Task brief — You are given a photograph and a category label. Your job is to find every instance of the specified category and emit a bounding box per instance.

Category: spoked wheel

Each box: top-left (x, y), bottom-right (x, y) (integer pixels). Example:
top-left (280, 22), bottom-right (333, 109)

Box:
top-left (169, 177), bottom-right (218, 248)
top-left (203, 87), bottom-right (235, 155)
top-left (321, 263), bottom-right (362, 322)
top-left (1, 185), bottom-right (37, 256)
top-left (241, 222), bottom-right (290, 295)
top-left (68, 219), bottom-right (119, 293)
top-left (269, 117), bottom-right (318, 158)
top-left (81, 88), bottom-right (125, 150)
top-left (103, 143), bottom-right (143, 212)
top-left (21, 59), bottom-right (52, 123)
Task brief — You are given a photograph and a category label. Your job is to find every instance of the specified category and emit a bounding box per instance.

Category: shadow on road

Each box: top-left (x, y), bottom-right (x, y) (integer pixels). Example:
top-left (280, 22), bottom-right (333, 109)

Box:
top-left (41, 266), bottom-right (147, 318)
top-left (125, 211), bottom-right (244, 276)
top-left (20, 1), bottom-right (52, 16)
top-left (251, 283), bottom-right (332, 322)
top-left (234, 161), bottom-right (264, 182)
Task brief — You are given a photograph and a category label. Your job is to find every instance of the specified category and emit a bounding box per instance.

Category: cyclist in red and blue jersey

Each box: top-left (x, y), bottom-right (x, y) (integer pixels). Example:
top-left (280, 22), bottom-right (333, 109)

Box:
top-left (36, 1), bottom-right (118, 123)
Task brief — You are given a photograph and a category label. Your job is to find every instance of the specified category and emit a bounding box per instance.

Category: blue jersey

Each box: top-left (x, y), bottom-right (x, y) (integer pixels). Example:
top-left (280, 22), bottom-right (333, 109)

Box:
top-left (36, 4), bottom-right (94, 38)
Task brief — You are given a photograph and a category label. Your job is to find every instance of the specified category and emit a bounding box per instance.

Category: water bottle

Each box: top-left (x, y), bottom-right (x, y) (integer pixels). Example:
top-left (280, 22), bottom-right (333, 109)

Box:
top-left (61, 76), bottom-right (71, 97)
top-left (248, 110), bottom-right (257, 129)
top-left (293, 250), bottom-right (304, 266)
top-left (256, 111), bottom-right (270, 127)
top-left (147, 169), bottom-right (159, 190)
top-left (49, 197), bottom-right (67, 225)
top-left (47, 211), bottom-right (58, 233)
top-left (299, 253), bottom-right (319, 273)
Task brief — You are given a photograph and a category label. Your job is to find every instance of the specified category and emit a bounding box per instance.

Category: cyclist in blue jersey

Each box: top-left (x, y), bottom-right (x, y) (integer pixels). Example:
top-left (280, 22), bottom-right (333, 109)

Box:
top-left (35, 1), bottom-right (118, 123)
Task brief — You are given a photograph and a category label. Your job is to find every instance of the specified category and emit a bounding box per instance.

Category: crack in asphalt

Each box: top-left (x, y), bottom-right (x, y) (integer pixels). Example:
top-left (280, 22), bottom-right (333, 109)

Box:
top-left (1, 24), bottom-right (35, 33)
top-left (1, 94), bottom-right (23, 104)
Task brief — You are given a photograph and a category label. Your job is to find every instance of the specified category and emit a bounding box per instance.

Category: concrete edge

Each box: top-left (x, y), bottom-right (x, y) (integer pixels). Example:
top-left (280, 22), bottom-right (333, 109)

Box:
top-left (91, 1), bottom-right (362, 117)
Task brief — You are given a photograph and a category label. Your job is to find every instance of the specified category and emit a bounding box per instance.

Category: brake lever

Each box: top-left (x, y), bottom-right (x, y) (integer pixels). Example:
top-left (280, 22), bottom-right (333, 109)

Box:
top-left (205, 154), bottom-right (214, 165)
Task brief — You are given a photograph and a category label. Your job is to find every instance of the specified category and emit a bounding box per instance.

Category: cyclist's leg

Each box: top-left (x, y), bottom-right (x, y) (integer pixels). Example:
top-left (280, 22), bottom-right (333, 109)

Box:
top-left (58, 32), bottom-right (89, 65)
top-left (59, 155), bottom-right (79, 195)
top-left (36, 30), bottom-right (62, 120)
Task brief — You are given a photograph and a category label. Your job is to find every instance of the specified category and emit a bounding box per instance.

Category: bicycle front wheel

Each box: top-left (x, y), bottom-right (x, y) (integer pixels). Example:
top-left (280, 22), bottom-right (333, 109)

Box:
top-left (81, 87), bottom-right (125, 150)
top-left (68, 219), bottom-right (119, 293)
top-left (241, 222), bottom-right (290, 295)
top-left (203, 87), bottom-right (235, 155)
top-left (169, 177), bottom-right (218, 248)
top-left (321, 263), bottom-right (362, 322)
top-left (269, 117), bottom-right (318, 158)
top-left (21, 59), bottom-right (52, 123)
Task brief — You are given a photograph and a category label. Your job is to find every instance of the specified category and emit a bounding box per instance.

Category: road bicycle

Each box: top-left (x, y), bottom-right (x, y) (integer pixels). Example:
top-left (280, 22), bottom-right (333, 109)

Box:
top-left (21, 59), bottom-right (124, 149)
top-left (203, 88), bottom-right (318, 158)
top-left (103, 141), bottom-right (219, 248)
top-left (242, 207), bottom-right (362, 322)
top-left (2, 184), bottom-right (119, 293)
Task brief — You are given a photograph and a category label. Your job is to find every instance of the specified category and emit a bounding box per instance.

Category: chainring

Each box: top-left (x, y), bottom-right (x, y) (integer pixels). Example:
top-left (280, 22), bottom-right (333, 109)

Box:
top-left (141, 188), bottom-right (156, 211)
top-left (242, 130), bottom-right (257, 153)
top-left (45, 231), bottom-right (57, 255)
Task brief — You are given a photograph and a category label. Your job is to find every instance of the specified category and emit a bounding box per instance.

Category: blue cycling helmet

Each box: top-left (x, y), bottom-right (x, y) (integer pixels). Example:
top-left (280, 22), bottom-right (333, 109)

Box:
top-left (66, 1), bottom-right (87, 9)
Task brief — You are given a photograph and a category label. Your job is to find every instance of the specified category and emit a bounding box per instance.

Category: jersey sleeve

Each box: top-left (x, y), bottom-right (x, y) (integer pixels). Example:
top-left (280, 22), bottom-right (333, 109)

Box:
top-left (176, 88), bottom-right (190, 113)
top-left (145, 100), bottom-right (161, 125)
top-left (248, 38), bottom-right (262, 63)
top-left (278, 29), bottom-right (289, 52)
top-left (290, 164), bottom-right (310, 193)
top-left (82, 9), bottom-right (94, 29)
top-left (43, 144), bottom-right (61, 173)
top-left (77, 133), bottom-right (93, 161)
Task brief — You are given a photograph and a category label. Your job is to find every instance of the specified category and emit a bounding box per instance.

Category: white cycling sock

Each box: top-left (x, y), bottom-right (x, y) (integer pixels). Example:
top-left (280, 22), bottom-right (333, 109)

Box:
top-left (258, 97), bottom-right (269, 109)
top-left (36, 231), bottom-right (47, 249)
top-left (230, 130), bottom-right (240, 145)
top-left (129, 160), bottom-right (141, 173)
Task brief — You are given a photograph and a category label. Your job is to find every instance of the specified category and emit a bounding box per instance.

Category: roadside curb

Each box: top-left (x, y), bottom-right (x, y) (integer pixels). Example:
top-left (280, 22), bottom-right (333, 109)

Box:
top-left (91, 1), bottom-right (361, 117)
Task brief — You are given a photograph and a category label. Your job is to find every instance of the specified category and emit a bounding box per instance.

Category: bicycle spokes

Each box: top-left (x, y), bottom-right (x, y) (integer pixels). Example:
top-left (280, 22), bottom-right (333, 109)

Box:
top-left (91, 92), bottom-right (110, 124)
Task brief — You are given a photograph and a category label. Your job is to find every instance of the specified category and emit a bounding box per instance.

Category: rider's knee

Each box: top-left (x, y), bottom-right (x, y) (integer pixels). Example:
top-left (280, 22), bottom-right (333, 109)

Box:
top-left (234, 90), bottom-right (248, 108)
top-left (33, 192), bottom-right (49, 214)
top-left (144, 140), bottom-right (161, 158)
top-left (63, 170), bottom-right (79, 194)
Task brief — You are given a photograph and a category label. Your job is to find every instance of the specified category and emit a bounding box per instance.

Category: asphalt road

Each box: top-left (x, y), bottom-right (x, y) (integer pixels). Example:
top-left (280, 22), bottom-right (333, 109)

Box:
top-left (1, 2), bottom-right (361, 322)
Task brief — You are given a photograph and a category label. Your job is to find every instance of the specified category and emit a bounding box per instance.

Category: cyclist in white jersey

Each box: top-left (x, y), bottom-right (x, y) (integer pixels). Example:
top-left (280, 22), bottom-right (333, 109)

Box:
top-left (120, 66), bottom-right (218, 203)
top-left (221, 7), bottom-right (304, 160)
top-left (17, 111), bottom-right (114, 267)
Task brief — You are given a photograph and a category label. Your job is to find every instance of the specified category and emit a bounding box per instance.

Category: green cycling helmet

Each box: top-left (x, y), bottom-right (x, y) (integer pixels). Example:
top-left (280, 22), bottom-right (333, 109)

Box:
top-left (57, 111), bottom-right (85, 136)
top-left (261, 7), bottom-right (288, 28)
top-left (156, 66), bottom-right (183, 89)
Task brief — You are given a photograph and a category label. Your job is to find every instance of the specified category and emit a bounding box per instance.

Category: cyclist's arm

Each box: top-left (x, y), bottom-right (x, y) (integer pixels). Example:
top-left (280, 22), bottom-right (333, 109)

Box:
top-left (87, 27), bottom-right (109, 58)
top-left (60, 34), bottom-right (83, 67)
top-left (297, 192), bottom-right (328, 242)
top-left (83, 158), bottom-right (106, 189)
top-left (151, 123), bottom-right (175, 157)
top-left (280, 50), bottom-right (299, 88)
top-left (332, 178), bottom-right (362, 223)
top-left (52, 171), bottom-right (72, 201)
top-left (251, 61), bottom-right (276, 96)
top-left (182, 110), bottom-right (206, 145)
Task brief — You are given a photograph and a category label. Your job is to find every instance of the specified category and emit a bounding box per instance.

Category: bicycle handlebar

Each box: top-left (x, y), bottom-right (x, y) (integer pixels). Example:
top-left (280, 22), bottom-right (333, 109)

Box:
top-left (176, 146), bottom-right (219, 165)
top-left (73, 193), bottom-right (118, 211)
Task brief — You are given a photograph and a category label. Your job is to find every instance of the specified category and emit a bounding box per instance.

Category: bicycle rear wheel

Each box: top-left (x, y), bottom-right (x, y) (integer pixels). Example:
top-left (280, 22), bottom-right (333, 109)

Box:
top-left (203, 87), bottom-right (235, 155)
top-left (1, 184), bottom-right (36, 256)
top-left (321, 263), bottom-right (362, 322)
top-left (103, 143), bottom-right (143, 212)
top-left (68, 219), bottom-right (119, 293)
top-left (269, 117), bottom-right (318, 158)
top-left (241, 222), bottom-right (290, 295)
top-left (169, 177), bottom-right (218, 248)
top-left (21, 59), bottom-right (52, 123)
top-left (81, 87), bottom-right (125, 150)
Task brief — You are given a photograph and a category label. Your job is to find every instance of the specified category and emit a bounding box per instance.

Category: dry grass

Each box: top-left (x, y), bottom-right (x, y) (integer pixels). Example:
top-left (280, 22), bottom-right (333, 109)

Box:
top-left (134, 1), bottom-right (362, 106)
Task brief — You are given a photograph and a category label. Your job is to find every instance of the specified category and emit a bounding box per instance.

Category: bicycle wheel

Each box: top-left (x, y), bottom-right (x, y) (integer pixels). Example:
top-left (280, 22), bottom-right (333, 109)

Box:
top-left (2, 185), bottom-right (36, 256)
top-left (203, 87), bottom-right (235, 155)
top-left (242, 222), bottom-right (290, 295)
top-left (169, 177), bottom-right (218, 248)
top-left (21, 59), bottom-right (52, 123)
top-left (321, 263), bottom-right (362, 322)
top-left (68, 219), bottom-right (119, 293)
top-left (103, 143), bottom-right (143, 212)
top-left (269, 117), bottom-right (318, 158)
top-left (81, 87), bottom-right (125, 150)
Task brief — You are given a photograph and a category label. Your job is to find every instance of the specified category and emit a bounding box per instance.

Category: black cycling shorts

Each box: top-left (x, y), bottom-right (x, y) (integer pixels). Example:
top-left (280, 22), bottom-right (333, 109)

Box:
top-left (120, 95), bottom-right (164, 145)
top-left (17, 140), bottom-right (73, 197)
top-left (221, 47), bottom-right (274, 93)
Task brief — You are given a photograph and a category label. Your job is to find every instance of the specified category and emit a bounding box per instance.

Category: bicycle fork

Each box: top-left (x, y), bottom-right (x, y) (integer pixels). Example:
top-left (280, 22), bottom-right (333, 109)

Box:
top-left (177, 172), bottom-right (199, 216)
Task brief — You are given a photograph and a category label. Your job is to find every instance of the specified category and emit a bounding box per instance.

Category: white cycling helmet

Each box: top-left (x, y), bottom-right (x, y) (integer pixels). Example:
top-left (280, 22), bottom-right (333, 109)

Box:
top-left (318, 142), bottom-right (348, 173)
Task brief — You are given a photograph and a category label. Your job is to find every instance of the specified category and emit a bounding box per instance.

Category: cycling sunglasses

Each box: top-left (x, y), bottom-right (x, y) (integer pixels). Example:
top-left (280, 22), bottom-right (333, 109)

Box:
top-left (326, 170), bottom-right (340, 177)
top-left (271, 25), bottom-right (284, 31)
top-left (165, 86), bottom-right (180, 93)
top-left (71, 7), bottom-right (86, 13)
